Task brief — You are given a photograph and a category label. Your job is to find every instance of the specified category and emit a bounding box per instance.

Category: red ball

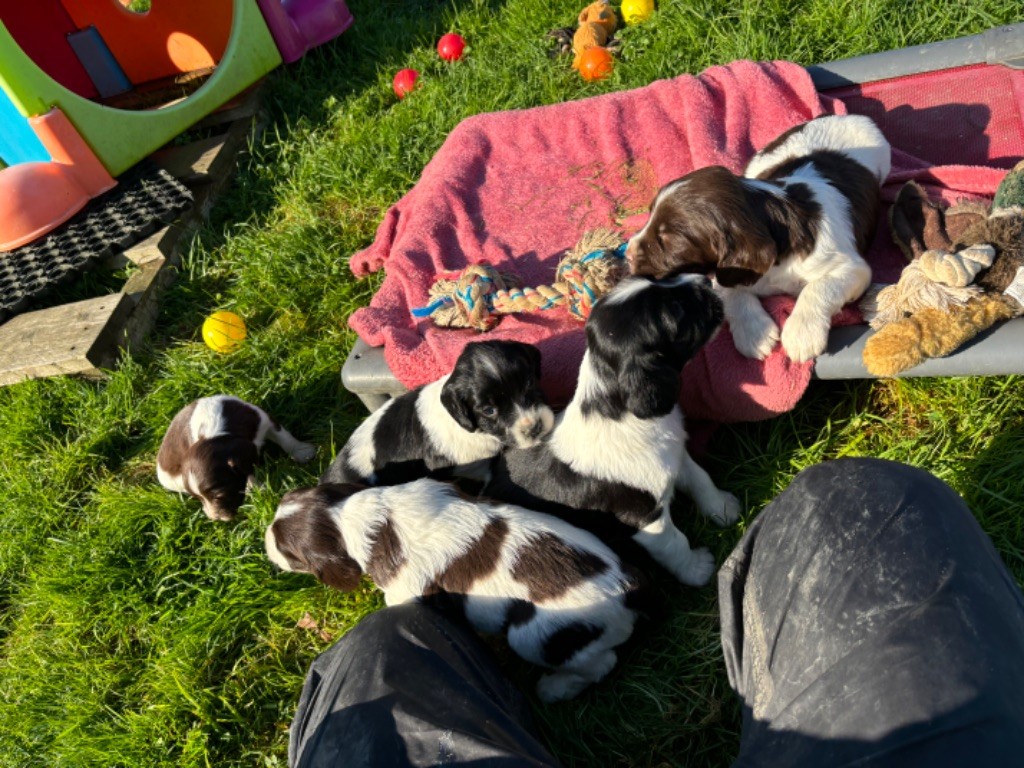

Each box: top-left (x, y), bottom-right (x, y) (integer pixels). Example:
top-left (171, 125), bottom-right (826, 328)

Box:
top-left (437, 33), bottom-right (466, 62)
top-left (392, 68), bottom-right (419, 99)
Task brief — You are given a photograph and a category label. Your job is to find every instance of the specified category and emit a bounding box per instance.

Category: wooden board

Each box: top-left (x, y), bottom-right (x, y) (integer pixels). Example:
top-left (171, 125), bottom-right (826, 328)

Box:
top-left (0, 84), bottom-right (266, 387)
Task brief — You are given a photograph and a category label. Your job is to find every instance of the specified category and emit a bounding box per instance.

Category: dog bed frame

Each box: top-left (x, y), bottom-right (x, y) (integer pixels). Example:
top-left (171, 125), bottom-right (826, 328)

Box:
top-left (342, 24), bottom-right (1024, 411)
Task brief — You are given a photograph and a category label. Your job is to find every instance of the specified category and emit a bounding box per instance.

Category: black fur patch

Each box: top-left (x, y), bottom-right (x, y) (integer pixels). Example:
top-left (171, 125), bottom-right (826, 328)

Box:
top-left (440, 340), bottom-right (546, 441)
top-left (488, 445), bottom-right (660, 533)
top-left (505, 599), bottom-right (537, 628)
top-left (542, 622), bottom-right (604, 667)
top-left (580, 276), bottom-right (723, 420)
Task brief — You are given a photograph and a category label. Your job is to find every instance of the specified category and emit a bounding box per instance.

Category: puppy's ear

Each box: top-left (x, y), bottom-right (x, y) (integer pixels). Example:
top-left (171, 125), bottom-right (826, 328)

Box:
top-left (317, 554), bottom-right (363, 592)
top-left (440, 374), bottom-right (477, 431)
top-left (521, 342), bottom-right (542, 378)
top-left (225, 440), bottom-right (260, 475)
top-left (715, 221), bottom-right (777, 287)
top-left (270, 507), bottom-right (364, 592)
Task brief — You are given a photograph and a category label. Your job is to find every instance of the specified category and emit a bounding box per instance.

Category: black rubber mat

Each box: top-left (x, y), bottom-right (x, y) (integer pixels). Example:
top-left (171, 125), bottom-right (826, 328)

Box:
top-left (0, 162), bottom-right (193, 319)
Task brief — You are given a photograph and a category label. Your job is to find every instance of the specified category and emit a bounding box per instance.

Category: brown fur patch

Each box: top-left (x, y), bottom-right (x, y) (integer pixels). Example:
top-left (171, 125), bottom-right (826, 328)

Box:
top-left (511, 532), bottom-right (609, 602)
top-left (157, 400), bottom-right (198, 476)
top-left (365, 515), bottom-right (405, 587)
top-left (219, 398), bottom-right (262, 442)
top-left (425, 517), bottom-right (509, 596)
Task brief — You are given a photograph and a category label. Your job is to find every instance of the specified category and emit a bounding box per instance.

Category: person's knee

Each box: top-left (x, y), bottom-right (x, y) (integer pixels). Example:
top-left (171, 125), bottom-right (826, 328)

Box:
top-left (786, 457), bottom-right (934, 498)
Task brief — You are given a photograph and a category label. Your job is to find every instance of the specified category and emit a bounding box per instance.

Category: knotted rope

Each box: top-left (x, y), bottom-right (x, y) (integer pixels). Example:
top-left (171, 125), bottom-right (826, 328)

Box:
top-left (413, 229), bottom-right (627, 331)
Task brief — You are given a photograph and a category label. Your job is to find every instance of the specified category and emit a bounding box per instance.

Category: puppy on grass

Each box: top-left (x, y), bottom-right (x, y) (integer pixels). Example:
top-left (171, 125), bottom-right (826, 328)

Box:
top-left (158, 395), bottom-right (316, 521)
top-left (265, 478), bottom-right (644, 702)
top-left (484, 274), bottom-right (740, 587)
top-left (321, 340), bottom-right (554, 486)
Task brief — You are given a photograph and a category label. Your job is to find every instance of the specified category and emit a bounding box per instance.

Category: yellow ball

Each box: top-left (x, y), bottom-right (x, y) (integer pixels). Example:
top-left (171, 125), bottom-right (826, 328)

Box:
top-left (203, 310), bottom-right (247, 354)
top-left (621, 0), bottom-right (655, 24)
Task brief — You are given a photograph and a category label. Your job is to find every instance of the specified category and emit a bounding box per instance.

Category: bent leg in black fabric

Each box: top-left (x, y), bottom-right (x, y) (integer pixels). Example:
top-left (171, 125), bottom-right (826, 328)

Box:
top-left (719, 457), bottom-right (1024, 767)
top-left (288, 602), bottom-right (560, 768)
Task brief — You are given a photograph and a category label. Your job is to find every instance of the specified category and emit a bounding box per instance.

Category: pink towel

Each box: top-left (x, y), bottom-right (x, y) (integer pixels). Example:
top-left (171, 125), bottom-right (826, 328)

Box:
top-left (349, 60), bottom-right (1020, 422)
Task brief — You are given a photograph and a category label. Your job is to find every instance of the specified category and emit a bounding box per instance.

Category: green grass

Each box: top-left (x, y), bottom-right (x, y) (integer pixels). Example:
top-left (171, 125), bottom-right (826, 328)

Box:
top-left (2, 1), bottom-right (1024, 765)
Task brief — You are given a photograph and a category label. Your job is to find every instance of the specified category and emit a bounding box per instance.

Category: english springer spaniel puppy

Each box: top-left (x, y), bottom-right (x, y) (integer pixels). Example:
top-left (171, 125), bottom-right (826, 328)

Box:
top-left (484, 274), bottom-right (740, 587)
top-left (265, 478), bottom-right (644, 702)
top-left (321, 340), bottom-right (553, 486)
top-left (626, 114), bottom-right (891, 362)
top-left (158, 395), bottom-right (316, 521)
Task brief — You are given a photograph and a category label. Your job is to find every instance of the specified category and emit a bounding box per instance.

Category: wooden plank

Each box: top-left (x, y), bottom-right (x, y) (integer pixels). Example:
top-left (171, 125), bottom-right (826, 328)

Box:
top-left (0, 294), bottom-right (134, 385)
top-left (194, 83), bottom-right (264, 130)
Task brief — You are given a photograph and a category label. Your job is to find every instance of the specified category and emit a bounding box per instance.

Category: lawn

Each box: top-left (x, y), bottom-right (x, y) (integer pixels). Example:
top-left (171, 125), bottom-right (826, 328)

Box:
top-left (2, 1), bottom-right (1023, 766)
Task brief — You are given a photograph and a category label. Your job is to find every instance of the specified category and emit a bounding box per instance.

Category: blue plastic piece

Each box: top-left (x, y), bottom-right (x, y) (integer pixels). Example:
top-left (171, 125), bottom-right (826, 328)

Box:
top-left (0, 87), bottom-right (49, 166)
top-left (66, 26), bottom-right (132, 99)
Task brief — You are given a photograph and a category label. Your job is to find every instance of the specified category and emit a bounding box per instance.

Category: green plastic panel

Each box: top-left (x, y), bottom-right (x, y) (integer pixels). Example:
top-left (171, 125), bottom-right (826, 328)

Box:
top-left (0, 0), bottom-right (281, 176)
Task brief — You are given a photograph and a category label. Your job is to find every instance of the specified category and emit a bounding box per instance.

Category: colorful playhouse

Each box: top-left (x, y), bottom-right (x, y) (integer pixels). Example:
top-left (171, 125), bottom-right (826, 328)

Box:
top-left (0, 0), bottom-right (354, 251)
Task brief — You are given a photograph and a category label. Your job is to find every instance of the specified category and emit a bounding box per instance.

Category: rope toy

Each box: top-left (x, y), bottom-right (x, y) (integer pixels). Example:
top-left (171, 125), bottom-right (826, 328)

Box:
top-left (412, 228), bottom-right (627, 331)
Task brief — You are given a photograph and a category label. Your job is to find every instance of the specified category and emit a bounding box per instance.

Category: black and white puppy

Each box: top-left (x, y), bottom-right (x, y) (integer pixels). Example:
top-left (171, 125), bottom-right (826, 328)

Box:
top-left (265, 478), bottom-right (643, 701)
top-left (321, 340), bottom-right (554, 486)
top-left (626, 114), bottom-right (891, 362)
top-left (157, 395), bottom-right (316, 521)
top-left (484, 275), bottom-right (740, 587)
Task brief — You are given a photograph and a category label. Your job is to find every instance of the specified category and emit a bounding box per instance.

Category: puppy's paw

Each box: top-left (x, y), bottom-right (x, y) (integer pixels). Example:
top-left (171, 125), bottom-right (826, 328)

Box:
top-left (676, 547), bottom-right (716, 587)
top-left (781, 314), bottom-right (829, 363)
top-left (537, 673), bottom-right (589, 703)
top-left (730, 314), bottom-right (780, 360)
top-left (290, 442), bottom-right (318, 463)
top-left (704, 492), bottom-right (741, 527)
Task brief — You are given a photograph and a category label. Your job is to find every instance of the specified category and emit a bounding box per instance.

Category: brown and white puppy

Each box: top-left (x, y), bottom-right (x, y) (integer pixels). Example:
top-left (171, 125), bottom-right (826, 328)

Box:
top-left (626, 114), bottom-right (891, 362)
top-left (265, 478), bottom-right (644, 702)
top-left (158, 396), bottom-right (316, 521)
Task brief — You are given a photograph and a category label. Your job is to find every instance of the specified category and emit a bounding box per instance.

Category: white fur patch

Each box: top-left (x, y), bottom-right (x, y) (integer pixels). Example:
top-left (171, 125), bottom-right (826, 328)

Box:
top-left (416, 377), bottom-right (503, 464)
top-left (343, 397), bottom-right (394, 480)
top-left (745, 114), bottom-right (891, 183)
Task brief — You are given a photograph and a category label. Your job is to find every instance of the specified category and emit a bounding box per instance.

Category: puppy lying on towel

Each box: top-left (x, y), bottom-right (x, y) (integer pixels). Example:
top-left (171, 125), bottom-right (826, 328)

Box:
top-left (265, 478), bottom-right (644, 702)
top-left (484, 275), bottom-right (740, 587)
top-left (322, 340), bottom-right (553, 486)
top-left (158, 395), bottom-right (316, 521)
top-left (627, 114), bottom-right (891, 362)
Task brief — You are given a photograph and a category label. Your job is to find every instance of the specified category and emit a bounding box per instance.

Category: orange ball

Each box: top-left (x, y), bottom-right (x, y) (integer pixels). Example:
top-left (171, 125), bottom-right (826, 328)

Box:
top-left (577, 47), bottom-right (614, 82)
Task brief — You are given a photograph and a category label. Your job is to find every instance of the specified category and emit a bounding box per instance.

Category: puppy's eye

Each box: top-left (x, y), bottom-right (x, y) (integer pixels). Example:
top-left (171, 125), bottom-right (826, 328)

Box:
top-left (480, 405), bottom-right (498, 418)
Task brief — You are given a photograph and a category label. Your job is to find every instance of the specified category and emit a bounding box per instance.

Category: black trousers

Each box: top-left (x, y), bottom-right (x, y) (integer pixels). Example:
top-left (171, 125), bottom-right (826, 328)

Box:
top-left (289, 459), bottom-right (1024, 767)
